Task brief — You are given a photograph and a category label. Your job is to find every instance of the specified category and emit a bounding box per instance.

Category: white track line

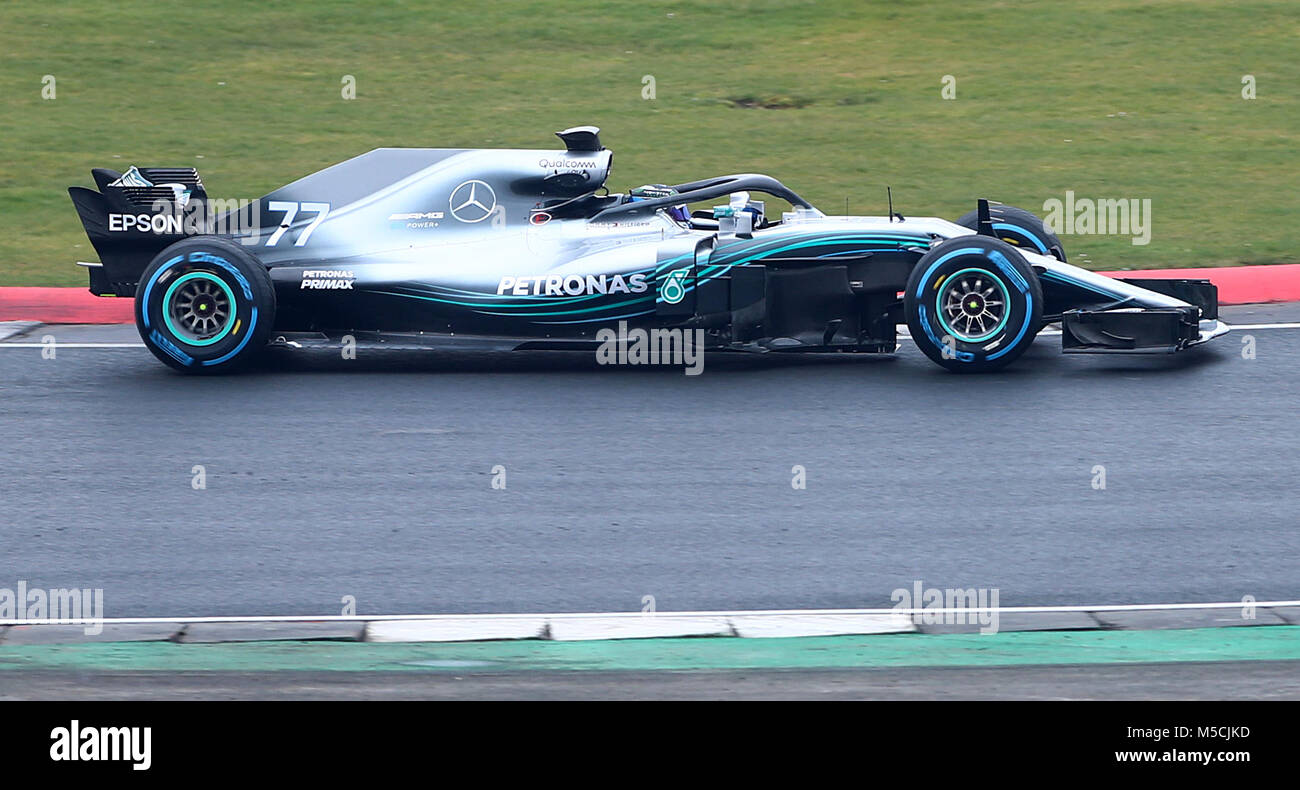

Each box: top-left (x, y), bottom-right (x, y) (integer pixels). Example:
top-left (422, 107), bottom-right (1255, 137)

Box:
top-left (2, 600), bottom-right (1295, 627)
top-left (0, 323), bottom-right (1297, 351)
top-left (897, 323), bottom-right (1299, 340)
top-left (0, 342), bottom-right (144, 348)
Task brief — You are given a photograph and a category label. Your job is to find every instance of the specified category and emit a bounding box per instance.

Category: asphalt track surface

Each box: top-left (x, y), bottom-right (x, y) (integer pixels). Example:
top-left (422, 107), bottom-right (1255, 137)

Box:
top-left (6, 661), bottom-right (1297, 700)
top-left (2, 303), bottom-right (1298, 618)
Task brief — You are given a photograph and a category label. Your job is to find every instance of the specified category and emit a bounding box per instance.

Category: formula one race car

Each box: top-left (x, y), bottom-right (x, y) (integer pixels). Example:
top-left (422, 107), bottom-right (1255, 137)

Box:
top-left (68, 126), bottom-right (1228, 373)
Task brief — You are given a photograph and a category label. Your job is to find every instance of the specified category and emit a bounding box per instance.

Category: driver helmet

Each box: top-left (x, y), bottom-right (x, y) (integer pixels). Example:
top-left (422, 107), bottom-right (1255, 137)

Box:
top-left (629, 184), bottom-right (690, 223)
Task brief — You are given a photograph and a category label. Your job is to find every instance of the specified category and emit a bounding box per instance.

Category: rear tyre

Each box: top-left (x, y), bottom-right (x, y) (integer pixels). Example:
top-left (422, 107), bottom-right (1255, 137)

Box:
top-left (134, 237), bottom-right (275, 373)
top-left (956, 203), bottom-right (1066, 262)
top-left (905, 236), bottom-right (1043, 373)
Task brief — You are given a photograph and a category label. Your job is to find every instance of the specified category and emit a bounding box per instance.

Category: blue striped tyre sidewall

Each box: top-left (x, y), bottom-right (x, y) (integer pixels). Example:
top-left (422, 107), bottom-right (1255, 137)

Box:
top-left (134, 237), bottom-right (276, 373)
top-left (904, 236), bottom-right (1043, 373)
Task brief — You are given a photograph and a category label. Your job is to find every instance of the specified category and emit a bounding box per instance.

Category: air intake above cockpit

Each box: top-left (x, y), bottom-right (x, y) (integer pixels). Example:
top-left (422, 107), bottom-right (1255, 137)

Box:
top-left (555, 125), bottom-right (602, 152)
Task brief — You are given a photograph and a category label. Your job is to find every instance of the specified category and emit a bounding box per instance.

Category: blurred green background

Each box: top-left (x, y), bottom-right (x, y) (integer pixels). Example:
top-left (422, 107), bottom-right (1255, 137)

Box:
top-left (1, 0), bottom-right (1296, 285)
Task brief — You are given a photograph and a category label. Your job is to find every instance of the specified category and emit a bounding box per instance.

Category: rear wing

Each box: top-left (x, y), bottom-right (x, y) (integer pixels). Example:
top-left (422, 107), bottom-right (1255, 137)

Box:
top-left (69, 166), bottom-right (208, 295)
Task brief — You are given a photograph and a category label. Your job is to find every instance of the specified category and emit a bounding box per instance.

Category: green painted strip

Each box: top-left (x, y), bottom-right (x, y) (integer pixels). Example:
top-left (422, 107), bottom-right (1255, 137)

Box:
top-left (0, 627), bottom-right (1297, 673)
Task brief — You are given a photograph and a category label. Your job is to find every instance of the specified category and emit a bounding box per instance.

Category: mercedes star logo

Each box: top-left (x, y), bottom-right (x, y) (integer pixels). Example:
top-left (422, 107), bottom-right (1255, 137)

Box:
top-left (449, 179), bottom-right (497, 223)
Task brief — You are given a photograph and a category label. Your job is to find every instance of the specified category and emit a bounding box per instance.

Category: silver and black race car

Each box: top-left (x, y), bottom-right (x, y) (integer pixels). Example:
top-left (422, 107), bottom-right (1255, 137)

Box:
top-left (69, 126), bottom-right (1228, 373)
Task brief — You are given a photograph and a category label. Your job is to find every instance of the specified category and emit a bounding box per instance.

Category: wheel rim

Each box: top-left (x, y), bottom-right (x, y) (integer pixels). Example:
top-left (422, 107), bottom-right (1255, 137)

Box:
top-left (936, 267), bottom-right (1010, 343)
top-left (162, 272), bottom-right (236, 346)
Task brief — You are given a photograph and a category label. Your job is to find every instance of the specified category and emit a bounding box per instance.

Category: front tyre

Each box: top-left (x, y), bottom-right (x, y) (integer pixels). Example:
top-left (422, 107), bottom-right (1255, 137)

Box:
top-left (135, 237), bottom-right (276, 373)
top-left (905, 237), bottom-right (1043, 373)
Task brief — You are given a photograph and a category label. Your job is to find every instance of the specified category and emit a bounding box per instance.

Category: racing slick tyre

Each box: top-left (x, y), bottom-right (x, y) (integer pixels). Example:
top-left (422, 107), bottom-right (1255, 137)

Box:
top-left (134, 237), bottom-right (276, 374)
top-left (905, 236), bottom-right (1043, 373)
top-left (956, 203), bottom-right (1066, 262)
